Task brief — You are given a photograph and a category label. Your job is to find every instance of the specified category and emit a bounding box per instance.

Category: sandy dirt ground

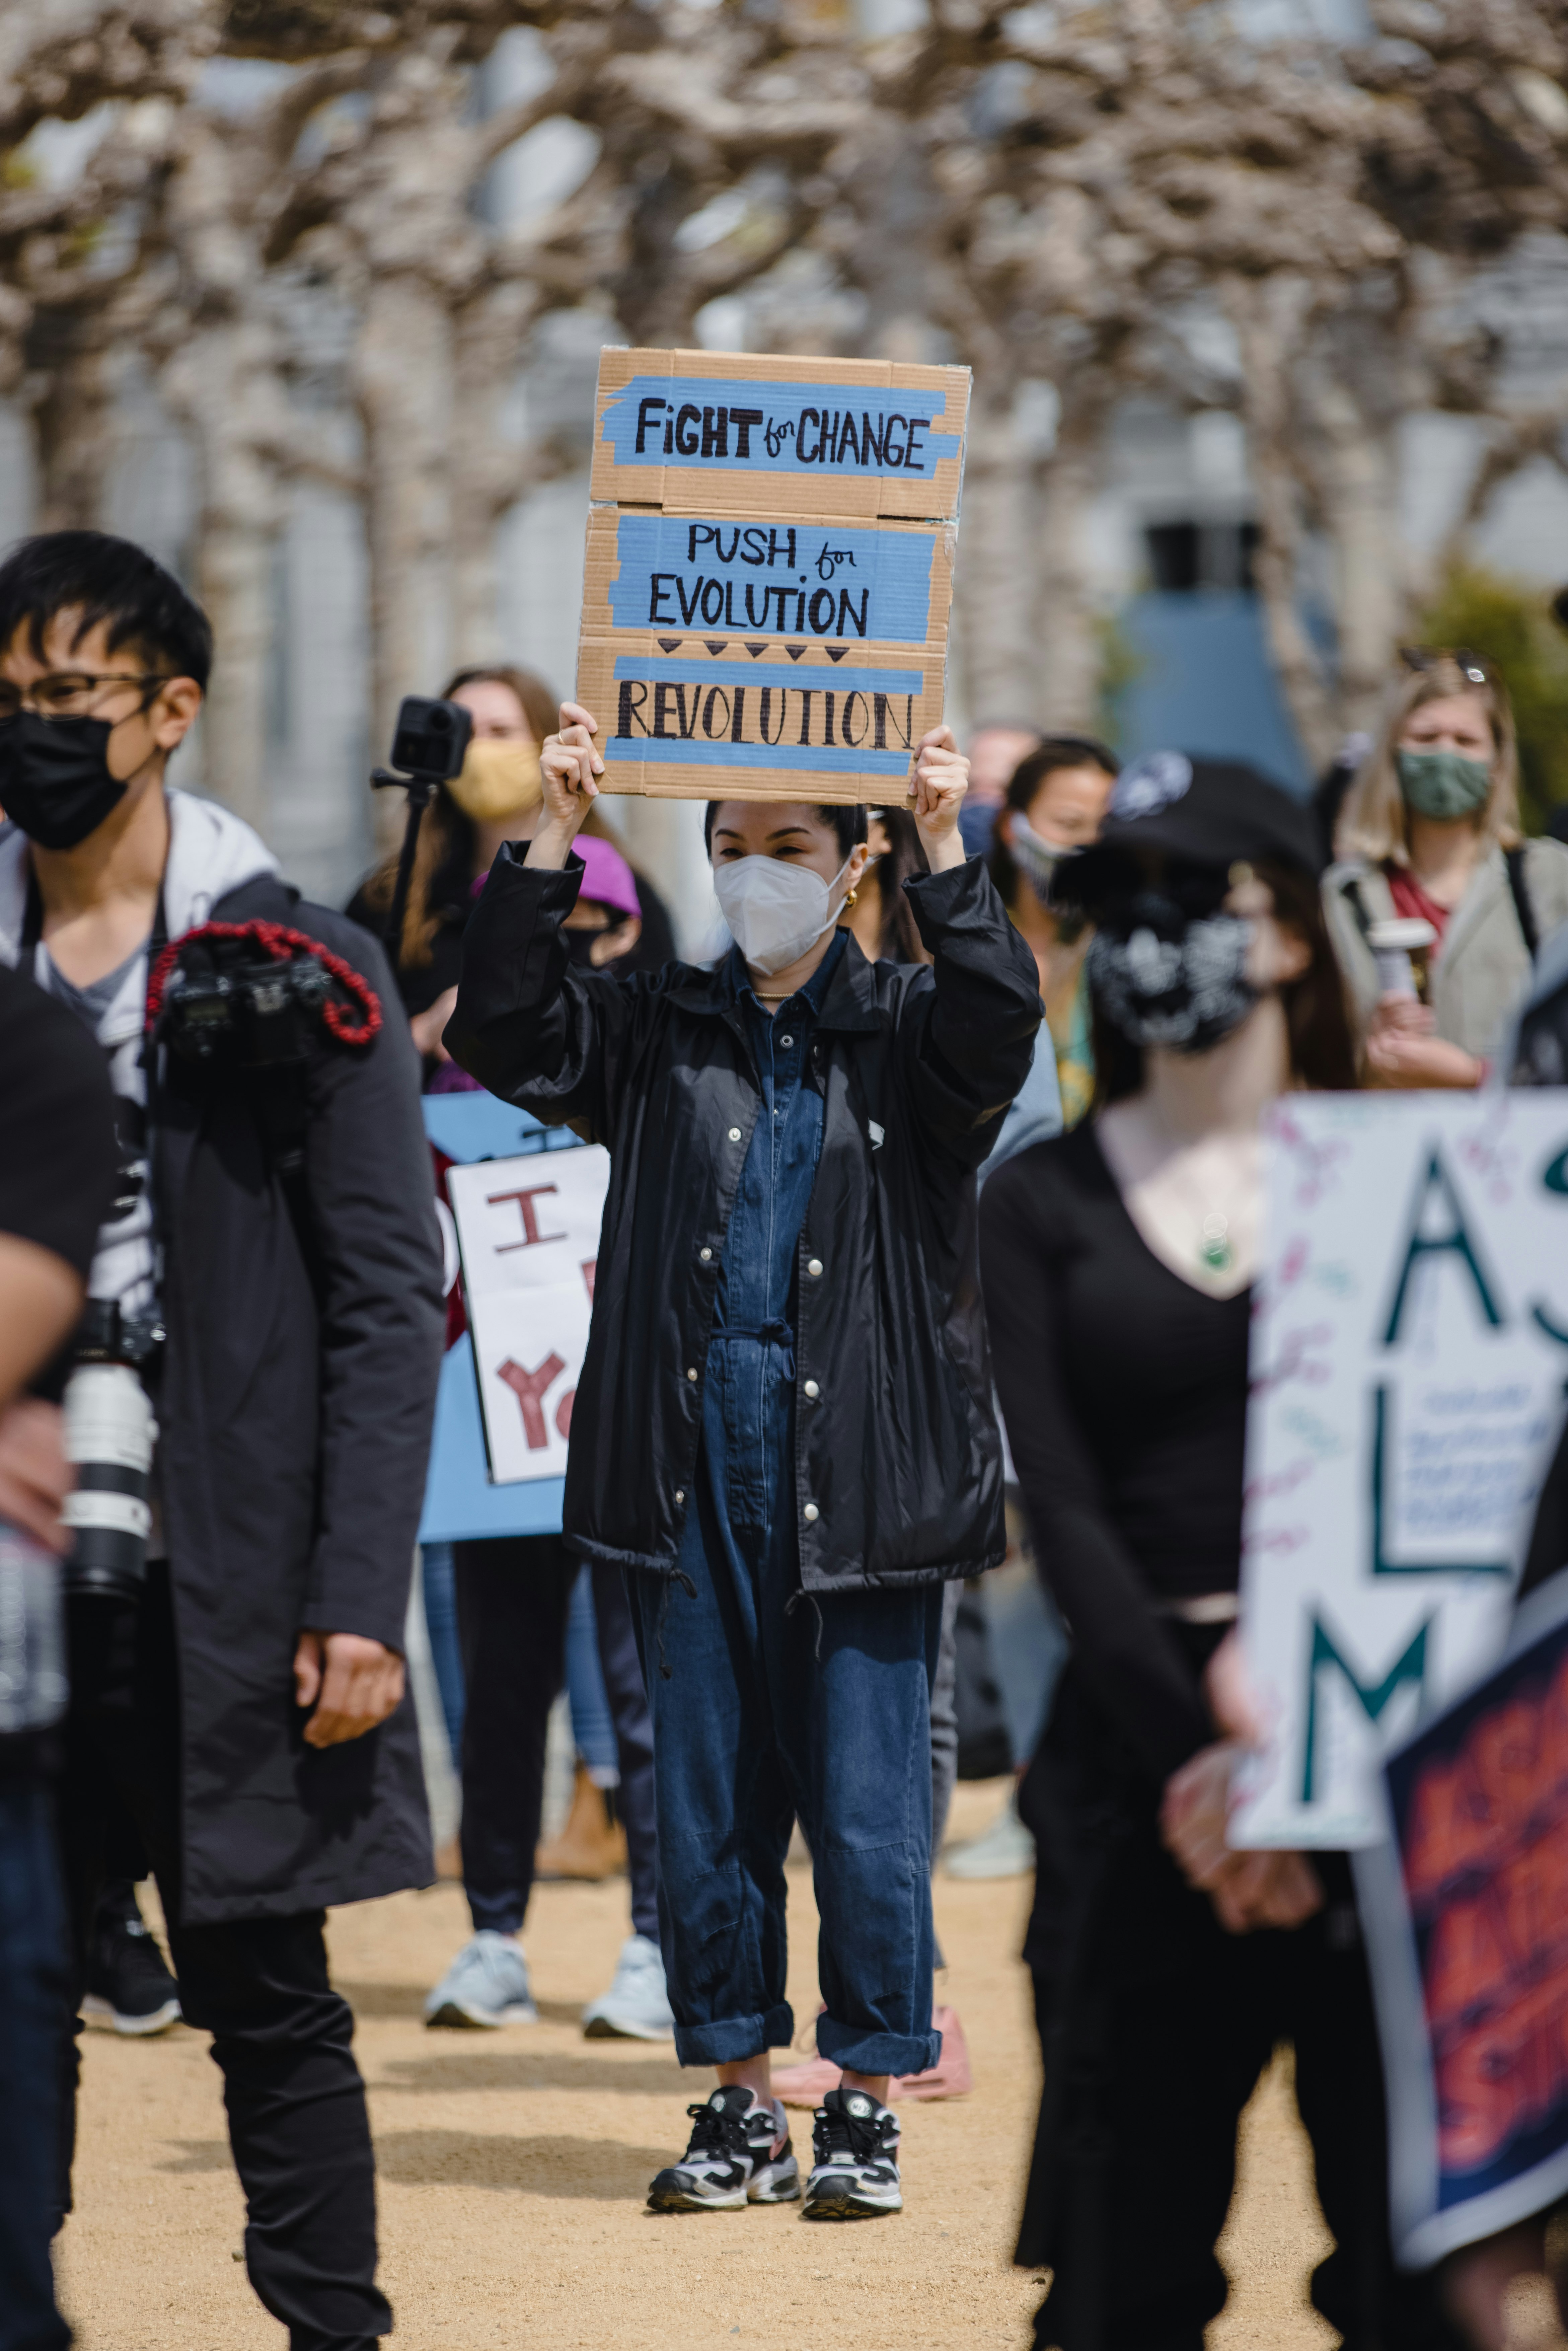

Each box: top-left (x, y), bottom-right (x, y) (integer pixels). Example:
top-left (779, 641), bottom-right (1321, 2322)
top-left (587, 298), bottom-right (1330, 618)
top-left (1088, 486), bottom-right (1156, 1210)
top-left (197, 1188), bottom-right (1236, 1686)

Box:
top-left (58, 1780), bottom-right (1340, 2351)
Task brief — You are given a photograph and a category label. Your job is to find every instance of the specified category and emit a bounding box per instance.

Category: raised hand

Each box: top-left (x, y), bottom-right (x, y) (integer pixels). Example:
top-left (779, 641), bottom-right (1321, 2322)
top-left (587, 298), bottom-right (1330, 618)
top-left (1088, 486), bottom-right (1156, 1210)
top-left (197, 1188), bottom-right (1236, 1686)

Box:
top-left (531, 703), bottom-right (605, 868)
top-left (907, 724), bottom-right (969, 872)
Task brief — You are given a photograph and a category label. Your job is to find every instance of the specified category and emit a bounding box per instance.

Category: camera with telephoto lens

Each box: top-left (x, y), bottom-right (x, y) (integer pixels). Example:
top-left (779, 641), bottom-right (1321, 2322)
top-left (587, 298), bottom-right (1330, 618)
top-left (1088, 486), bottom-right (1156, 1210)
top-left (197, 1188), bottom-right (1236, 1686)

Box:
top-left (61, 1302), bottom-right (160, 1604)
top-left (161, 944), bottom-right (333, 1069)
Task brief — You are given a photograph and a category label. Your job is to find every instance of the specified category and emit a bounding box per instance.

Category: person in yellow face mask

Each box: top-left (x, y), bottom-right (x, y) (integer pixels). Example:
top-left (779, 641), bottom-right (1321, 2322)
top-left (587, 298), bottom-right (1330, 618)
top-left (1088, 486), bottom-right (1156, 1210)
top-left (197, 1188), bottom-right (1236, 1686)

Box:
top-left (347, 664), bottom-right (676, 1054)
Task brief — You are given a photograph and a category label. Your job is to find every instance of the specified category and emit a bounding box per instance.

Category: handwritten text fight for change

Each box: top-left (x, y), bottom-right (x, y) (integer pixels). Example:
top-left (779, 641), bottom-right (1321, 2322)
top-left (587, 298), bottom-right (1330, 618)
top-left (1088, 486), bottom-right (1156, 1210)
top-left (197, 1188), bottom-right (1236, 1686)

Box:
top-left (599, 375), bottom-right (963, 487)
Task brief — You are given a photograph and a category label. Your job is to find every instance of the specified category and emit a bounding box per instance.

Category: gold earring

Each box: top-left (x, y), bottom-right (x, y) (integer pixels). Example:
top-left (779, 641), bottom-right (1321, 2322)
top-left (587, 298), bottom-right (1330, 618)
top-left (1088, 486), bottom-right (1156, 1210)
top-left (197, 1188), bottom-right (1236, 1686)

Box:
top-left (844, 888), bottom-right (858, 908)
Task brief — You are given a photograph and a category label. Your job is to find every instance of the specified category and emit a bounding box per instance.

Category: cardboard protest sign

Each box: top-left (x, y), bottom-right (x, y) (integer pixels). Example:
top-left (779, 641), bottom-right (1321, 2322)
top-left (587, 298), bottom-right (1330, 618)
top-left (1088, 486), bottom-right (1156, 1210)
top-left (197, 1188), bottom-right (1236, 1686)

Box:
top-left (418, 1094), bottom-right (601, 1541)
top-left (1356, 1572), bottom-right (1568, 2268)
top-left (578, 348), bottom-right (969, 802)
top-left (1231, 1093), bottom-right (1568, 1850)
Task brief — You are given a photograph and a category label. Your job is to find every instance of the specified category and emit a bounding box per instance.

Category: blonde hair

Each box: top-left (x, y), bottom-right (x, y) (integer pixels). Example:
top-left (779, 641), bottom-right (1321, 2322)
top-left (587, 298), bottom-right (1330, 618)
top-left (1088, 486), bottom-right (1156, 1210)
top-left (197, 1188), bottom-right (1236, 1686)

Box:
top-left (1335, 652), bottom-right (1521, 866)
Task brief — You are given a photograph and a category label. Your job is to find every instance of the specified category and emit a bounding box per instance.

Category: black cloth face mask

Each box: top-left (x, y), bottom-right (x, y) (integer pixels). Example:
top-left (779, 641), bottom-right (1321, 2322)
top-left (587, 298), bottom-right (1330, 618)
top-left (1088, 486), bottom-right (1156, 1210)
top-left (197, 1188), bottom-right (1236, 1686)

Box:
top-left (1086, 888), bottom-right (1257, 1055)
top-left (563, 926), bottom-right (635, 972)
top-left (0, 712), bottom-right (130, 849)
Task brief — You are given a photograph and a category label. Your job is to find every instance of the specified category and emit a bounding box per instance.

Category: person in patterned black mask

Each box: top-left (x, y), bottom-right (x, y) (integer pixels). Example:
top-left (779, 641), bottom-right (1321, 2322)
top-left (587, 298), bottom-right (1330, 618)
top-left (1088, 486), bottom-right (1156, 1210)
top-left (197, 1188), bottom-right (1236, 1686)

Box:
top-left (979, 755), bottom-right (1468, 2351)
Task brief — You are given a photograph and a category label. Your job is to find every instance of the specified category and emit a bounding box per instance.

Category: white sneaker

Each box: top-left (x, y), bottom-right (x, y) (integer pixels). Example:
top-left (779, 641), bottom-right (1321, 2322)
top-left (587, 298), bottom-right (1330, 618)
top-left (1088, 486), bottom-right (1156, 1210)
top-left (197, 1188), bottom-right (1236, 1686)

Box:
top-left (803, 2086), bottom-right (903, 2218)
top-left (647, 2087), bottom-right (800, 2212)
top-left (424, 1931), bottom-right (538, 2027)
top-left (944, 1788), bottom-right (1035, 1880)
top-left (582, 1932), bottom-right (675, 2040)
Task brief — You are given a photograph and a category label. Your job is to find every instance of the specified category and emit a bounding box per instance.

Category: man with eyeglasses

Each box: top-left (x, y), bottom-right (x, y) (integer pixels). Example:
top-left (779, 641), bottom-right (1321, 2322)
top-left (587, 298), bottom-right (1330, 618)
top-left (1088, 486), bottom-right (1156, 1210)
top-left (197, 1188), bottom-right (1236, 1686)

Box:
top-left (0, 529), bottom-right (444, 2351)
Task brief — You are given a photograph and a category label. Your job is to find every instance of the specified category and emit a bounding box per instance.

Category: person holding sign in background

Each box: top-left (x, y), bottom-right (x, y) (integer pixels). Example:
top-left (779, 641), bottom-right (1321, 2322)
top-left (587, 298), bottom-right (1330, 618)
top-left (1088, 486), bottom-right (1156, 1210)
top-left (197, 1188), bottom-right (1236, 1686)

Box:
top-left (444, 701), bottom-right (1041, 2223)
top-left (1324, 648), bottom-right (1568, 1087)
top-left (979, 756), bottom-right (1468, 2351)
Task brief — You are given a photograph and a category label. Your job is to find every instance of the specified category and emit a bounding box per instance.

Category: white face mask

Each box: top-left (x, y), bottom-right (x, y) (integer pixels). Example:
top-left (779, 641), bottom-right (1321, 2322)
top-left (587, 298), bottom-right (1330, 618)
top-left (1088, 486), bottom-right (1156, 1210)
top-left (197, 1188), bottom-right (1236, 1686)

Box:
top-left (713, 850), bottom-right (853, 976)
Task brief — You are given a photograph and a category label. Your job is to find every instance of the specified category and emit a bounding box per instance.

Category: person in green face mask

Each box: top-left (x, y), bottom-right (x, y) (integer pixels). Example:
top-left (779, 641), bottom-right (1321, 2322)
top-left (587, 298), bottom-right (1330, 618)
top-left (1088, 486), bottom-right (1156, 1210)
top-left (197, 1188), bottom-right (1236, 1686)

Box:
top-left (1321, 647), bottom-right (1568, 1085)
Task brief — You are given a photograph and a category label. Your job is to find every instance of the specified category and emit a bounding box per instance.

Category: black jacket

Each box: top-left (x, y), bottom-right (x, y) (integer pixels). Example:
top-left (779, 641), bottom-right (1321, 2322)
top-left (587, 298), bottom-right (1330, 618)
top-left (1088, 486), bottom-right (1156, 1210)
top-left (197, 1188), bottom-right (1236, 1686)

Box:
top-left (445, 847), bottom-right (1043, 1592)
top-left (156, 875), bottom-right (444, 1923)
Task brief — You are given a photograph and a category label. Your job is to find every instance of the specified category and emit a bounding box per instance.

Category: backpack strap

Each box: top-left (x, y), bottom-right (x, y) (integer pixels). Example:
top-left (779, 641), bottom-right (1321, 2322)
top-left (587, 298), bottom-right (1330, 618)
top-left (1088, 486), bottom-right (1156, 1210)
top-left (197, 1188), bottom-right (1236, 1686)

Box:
top-left (1505, 845), bottom-right (1540, 962)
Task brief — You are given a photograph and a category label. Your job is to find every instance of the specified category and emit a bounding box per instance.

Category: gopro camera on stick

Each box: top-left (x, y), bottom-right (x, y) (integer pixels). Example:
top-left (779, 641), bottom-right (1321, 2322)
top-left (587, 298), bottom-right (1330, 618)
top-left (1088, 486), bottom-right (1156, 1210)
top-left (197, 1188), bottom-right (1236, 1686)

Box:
top-left (381, 696), bottom-right (473, 788)
top-left (370, 695), bottom-right (475, 974)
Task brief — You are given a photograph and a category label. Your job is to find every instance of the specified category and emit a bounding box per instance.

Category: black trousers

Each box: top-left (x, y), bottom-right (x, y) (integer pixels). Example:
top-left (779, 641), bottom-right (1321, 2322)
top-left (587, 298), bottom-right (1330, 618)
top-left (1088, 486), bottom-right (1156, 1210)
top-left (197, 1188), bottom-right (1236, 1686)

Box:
top-left (454, 1538), bottom-right (659, 1941)
top-left (0, 1775), bottom-right (70, 2351)
top-left (1018, 1668), bottom-right (1466, 2351)
top-left (57, 1568), bottom-right (389, 2351)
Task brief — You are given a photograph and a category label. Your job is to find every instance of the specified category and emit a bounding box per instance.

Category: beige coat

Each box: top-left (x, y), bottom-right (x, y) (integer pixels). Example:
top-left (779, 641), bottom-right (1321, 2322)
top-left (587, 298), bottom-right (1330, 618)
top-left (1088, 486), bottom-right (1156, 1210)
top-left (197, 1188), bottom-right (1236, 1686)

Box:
top-left (1323, 836), bottom-right (1568, 1061)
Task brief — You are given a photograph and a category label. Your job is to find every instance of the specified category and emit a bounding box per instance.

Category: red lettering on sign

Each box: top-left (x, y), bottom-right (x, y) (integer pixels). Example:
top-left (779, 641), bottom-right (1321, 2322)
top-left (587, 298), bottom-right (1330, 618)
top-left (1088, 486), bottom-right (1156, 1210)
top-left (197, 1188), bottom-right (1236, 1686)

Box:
top-left (582, 1258), bottom-right (596, 1302)
top-left (1405, 1637), bottom-right (1568, 2180)
top-left (1425, 1892), bottom-right (1516, 2039)
top-left (489, 1183), bottom-right (566, 1250)
top-left (555, 1388), bottom-right (575, 1440)
top-left (496, 1352), bottom-right (566, 1448)
top-left (1437, 1970), bottom-right (1568, 2172)
top-left (1405, 1756), bottom-right (1493, 1905)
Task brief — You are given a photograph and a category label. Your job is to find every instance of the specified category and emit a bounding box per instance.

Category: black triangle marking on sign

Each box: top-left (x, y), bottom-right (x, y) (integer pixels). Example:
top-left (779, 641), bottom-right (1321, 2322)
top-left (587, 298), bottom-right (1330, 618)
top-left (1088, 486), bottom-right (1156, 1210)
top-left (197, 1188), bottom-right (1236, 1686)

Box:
top-left (786, 643), bottom-right (807, 661)
top-left (703, 639), bottom-right (728, 656)
top-left (825, 645), bottom-right (848, 663)
top-left (657, 637), bottom-right (683, 653)
top-left (744, 641), bottom-right (768, 657)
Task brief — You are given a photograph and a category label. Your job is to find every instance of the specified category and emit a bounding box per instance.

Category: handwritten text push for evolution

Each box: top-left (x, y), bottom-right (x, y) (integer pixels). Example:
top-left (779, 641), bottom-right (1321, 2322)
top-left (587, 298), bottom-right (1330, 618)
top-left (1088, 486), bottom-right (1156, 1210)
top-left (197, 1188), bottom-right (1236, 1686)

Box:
top-left (600, 375), bottom-right (962, 484)
top-left (605, 515), bottom-right (938, 644)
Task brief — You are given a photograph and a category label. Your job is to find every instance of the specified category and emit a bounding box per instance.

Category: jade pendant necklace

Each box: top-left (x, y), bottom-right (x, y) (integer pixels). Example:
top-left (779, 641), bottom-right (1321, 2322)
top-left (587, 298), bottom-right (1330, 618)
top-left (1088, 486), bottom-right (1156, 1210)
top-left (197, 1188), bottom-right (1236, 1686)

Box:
top-left (1198, 1210), bottom-right (1233, 1274)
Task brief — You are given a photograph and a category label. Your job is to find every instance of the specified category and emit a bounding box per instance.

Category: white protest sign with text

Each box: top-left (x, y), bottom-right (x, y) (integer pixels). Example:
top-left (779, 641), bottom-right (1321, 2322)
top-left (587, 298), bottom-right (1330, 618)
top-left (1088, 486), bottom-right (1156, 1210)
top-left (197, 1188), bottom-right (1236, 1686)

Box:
top-left (1233, 1092), bottom-right (1568, 1849)
top-left (446, 1147), bottom-right (610, 1485)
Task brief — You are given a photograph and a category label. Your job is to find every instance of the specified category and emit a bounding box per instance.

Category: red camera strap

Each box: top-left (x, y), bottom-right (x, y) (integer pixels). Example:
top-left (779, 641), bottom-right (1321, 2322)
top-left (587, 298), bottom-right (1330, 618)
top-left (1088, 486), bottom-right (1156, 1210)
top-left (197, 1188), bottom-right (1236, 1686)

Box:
top-left (145, 919), bottom-right (382, 1047)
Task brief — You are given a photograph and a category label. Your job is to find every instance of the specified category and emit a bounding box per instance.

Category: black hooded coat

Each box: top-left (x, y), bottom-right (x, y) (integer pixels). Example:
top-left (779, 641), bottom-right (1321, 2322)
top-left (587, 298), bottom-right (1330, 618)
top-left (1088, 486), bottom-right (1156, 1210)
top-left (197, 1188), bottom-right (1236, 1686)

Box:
top-left (152, 874), bottom-right (444, 1925)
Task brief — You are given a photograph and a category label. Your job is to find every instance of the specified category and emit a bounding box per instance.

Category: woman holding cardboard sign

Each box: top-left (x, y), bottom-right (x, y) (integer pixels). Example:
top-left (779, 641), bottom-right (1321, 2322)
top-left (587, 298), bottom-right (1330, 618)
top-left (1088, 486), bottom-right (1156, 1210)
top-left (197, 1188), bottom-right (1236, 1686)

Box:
top-left (980, 757), bottom-right (1467, 2351)
top-left (444, 701), bottom-right (1041, 2222)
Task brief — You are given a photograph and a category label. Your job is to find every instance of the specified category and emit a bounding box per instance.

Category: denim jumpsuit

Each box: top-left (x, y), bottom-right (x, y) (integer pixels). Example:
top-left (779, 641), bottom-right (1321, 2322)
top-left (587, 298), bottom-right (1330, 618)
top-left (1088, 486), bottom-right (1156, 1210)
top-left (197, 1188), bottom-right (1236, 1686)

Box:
top-left (629, 935), bottom-right (945, 2076)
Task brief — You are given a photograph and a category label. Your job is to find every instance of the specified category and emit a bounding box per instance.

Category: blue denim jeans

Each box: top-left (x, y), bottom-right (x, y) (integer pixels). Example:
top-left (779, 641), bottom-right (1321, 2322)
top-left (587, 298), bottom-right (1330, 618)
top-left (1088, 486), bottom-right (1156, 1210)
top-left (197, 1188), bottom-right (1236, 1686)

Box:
top-left (419, 1541), bottom-right (465, 1760)
top-left (565, 1565), bottom-right (618, 1780)
top-left (0, 1777), bottom-right (70, 2351)
top-left (631, 1331), bottom-right (944, 2077)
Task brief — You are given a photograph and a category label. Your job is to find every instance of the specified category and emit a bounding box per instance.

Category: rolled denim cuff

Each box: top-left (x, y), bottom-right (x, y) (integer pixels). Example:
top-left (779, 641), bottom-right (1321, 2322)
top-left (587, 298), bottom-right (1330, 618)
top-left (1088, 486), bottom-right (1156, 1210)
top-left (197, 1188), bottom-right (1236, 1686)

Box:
top-left (671, 2002), bottom-right (795, 2068)
top-left (815, 2014), bottom-right (942, 2079)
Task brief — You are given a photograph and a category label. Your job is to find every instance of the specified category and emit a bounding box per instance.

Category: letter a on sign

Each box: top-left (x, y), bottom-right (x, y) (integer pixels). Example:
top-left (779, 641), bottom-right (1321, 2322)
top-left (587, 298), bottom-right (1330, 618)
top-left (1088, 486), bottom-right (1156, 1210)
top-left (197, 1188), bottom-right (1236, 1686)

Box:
top-left (1382, 1149), bottom-right (1505, 1344)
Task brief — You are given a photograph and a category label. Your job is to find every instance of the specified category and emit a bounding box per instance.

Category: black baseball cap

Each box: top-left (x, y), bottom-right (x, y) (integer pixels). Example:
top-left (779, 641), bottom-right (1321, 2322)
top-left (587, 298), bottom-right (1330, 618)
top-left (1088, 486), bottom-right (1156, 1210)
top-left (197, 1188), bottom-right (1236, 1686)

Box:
top-left (1055, 751), bottom-right (1322, 910)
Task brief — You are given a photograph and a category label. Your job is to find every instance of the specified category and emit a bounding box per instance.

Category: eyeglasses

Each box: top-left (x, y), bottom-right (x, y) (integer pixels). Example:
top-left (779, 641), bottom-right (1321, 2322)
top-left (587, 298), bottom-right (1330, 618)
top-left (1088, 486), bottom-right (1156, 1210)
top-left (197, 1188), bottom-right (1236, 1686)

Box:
top-left (1398, 646), bottom-right (1493, 687)
top-left (0, 671), bottom-right (171, 722)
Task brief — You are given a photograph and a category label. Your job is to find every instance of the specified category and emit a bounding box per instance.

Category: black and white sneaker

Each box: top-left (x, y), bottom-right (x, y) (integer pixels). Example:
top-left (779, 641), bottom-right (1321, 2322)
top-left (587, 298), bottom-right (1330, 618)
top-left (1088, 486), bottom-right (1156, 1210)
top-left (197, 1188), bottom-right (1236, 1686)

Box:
top-left (647, 2086), bottom-right (801, 2212)
top-left (803, 2085), bottom-right (903, 2219)
top-left (81, 1880), bottom-right (181, 2037)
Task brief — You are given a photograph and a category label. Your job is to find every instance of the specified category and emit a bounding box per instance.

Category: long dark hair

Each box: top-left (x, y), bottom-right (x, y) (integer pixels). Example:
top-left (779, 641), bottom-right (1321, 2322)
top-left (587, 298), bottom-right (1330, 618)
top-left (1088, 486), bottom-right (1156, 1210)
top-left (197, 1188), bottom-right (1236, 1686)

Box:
top-left (987, 733), bottom-right (1119, 907)
top-left (1092, 857), bottom-right (1359, 1106)
top-left (867, 806), bottom-right (930, 961)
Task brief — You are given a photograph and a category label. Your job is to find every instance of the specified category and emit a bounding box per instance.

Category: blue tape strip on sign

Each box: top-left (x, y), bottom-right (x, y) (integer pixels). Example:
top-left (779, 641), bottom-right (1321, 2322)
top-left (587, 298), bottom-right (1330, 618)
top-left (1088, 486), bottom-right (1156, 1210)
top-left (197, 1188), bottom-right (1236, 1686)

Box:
top-left (601, 377), bottom-right (961, 482)
top-left (608, 738), bottom-right (911, 774)
top-left (612, 655), bottom-right (923, 696)
top-left (608, 514), bottom-right (936, 643)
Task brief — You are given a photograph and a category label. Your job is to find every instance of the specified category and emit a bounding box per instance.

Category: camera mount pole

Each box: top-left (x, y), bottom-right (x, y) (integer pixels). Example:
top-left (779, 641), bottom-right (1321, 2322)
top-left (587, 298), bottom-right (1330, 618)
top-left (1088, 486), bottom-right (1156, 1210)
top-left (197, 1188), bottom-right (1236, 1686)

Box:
top-left (372, 769), bottom-right (438, 977)
top-left (370, 695), bottom-right (472, 981)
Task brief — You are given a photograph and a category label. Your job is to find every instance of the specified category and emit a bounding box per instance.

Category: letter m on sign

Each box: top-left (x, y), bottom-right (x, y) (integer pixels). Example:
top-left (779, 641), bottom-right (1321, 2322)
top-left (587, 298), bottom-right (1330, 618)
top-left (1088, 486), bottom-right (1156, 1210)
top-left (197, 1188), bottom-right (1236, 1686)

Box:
top-left (1299, 1610), bottom-right (1432, 1805)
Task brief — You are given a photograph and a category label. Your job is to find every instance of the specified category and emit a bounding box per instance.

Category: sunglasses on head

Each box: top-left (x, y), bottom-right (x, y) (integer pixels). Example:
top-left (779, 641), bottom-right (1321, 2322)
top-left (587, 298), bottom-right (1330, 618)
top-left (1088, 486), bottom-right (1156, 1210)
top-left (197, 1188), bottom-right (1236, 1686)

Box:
top-left (1398, 646), bottom-right (1493, 687)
